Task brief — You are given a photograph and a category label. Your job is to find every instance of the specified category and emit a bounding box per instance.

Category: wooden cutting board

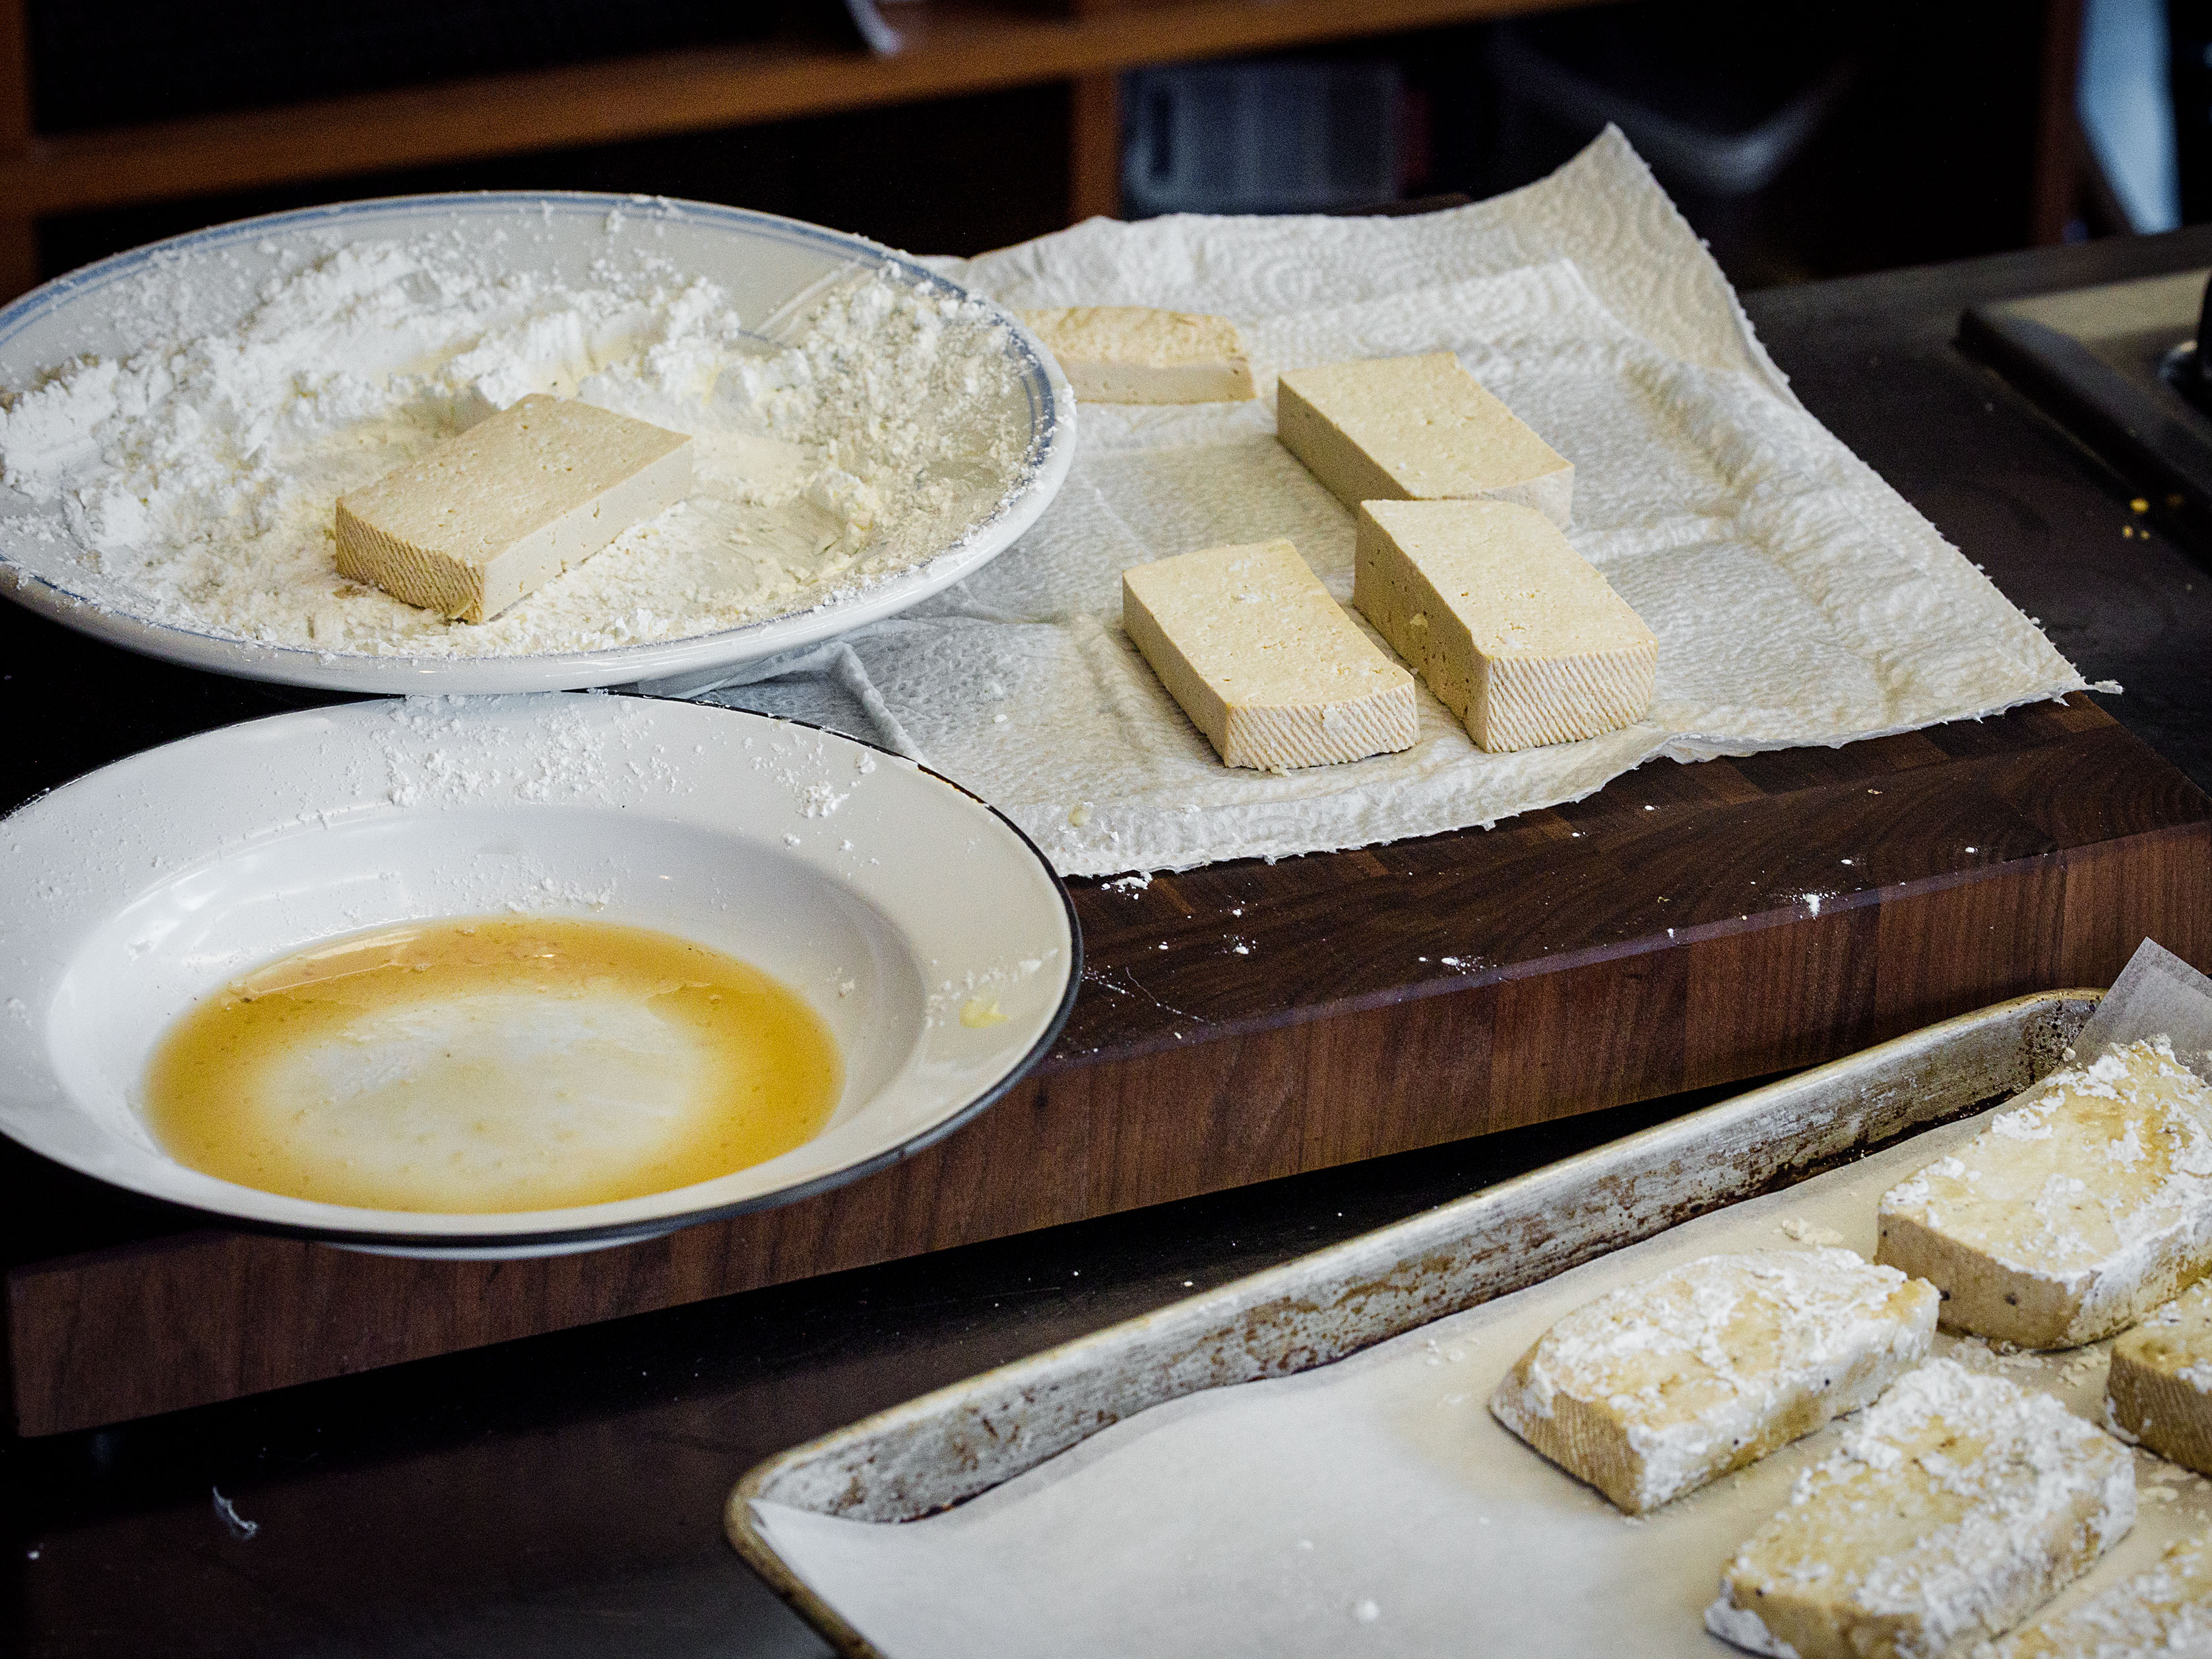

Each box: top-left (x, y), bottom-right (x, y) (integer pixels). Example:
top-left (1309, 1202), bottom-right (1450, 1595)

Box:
top-left (7, 690), bottom-right (2207, 1434)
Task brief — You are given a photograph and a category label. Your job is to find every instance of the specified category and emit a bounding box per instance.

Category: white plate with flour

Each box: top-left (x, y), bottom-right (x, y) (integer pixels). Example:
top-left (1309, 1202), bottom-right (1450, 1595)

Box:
top-left (0, 693), bottom-right (1078, 1256)
top-left (0, 193), bottom-right (1075, 693)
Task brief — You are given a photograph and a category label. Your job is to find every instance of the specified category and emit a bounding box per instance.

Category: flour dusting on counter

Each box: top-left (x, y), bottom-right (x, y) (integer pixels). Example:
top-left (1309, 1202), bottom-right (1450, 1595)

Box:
top-left (0, 239), bottom-right (1032, 656)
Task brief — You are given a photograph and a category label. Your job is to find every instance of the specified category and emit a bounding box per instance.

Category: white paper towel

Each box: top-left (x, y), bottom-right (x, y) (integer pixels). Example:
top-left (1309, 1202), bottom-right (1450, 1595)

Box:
top-left (687, 131), bottom-right (2085, 877)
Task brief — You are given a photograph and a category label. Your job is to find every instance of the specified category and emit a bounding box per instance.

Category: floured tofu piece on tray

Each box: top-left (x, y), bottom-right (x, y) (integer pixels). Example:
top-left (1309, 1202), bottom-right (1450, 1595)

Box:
top-left (1996, 1529), bottom-right (2212, 1658)
top-left (1489, 1249), bottom-right (1937, 1514)
top-left (1877, 1036), bottom-right (2212, 1348)
top-left (1707, 1358), bottom-right (2135, 1659)
top-left (2108, 1276), bottom-right (2212, 1474)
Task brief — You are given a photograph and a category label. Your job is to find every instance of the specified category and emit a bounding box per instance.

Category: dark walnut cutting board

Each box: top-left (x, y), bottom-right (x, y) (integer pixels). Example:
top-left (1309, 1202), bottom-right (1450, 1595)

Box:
top-left (5, 690), bottom-right (2206, 1435)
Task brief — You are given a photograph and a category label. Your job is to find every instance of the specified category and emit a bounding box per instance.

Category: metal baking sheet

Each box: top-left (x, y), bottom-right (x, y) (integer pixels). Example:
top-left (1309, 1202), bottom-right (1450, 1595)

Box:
top-left (728, 989), bottom-right (2211, 1656)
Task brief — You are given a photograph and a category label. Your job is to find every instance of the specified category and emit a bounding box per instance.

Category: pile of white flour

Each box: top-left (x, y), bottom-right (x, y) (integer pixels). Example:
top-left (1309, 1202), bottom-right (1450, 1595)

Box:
top-left (0, 239), bottom-right (1032, 656)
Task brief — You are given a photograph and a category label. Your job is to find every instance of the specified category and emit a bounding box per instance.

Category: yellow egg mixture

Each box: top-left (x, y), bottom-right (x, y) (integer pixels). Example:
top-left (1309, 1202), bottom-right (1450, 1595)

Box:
top-left (144, 916), bottom-right (841, 1212)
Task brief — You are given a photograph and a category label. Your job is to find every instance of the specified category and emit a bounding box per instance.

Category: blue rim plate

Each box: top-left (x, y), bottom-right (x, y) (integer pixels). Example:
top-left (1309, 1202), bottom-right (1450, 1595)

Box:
top-left (0, 192), bottom-right (1077, 694)
top-left (0, 693), bottom-right (1080, 1257)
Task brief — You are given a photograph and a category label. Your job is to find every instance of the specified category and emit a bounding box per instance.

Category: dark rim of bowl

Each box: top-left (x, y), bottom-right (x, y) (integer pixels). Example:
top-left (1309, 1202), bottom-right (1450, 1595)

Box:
top-left (1, 693), bottom-right (1084, 1252)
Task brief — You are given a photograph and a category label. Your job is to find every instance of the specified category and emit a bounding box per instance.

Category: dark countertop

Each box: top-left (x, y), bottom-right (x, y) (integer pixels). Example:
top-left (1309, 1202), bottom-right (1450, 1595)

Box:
top-left (9, 228), bottom-right (2212, 1658)
top-left (1750, 228), bottom-right (2212, 787)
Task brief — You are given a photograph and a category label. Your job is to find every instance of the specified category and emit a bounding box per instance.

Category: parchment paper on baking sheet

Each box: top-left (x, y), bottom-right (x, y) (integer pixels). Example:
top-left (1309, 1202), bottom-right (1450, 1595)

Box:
top-left (694, 129), bottom-right (2089, 877)
top-left (2079, 937), bottom-right (2212, 1077)
top-left (751, 941), bottom-right (2212, 1658)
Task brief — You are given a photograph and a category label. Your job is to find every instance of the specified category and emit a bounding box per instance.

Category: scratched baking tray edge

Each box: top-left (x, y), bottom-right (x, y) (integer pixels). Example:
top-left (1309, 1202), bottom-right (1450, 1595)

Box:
top-left (724, 989), bottom-right (2097, 1656)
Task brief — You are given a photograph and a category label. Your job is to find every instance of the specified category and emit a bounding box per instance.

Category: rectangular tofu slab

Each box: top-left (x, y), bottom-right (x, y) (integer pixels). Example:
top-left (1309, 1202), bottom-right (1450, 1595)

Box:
top-left (1489, 1249), bottom-right (1937, 1515)
top-left (1707, 1359), bottom-right (2135, 1659)
top-left (1996, 1530), bottom-right (2212, 1657)
top-left (1275, 353), bottom-right (1572, 528)
top-left (1876, 1037), bottom-right (2212, 1348)
top-left (2108, 1275), bottom-right (2212, 1474)
top-left (1352, 498), bottom-right (1655, 753)
top-left (1122, 540), bottom-right (1416, 770)
top-left (335, 394), bottom-right (693, 622)
top-left (1016, 307), bottom-right (1255, 403)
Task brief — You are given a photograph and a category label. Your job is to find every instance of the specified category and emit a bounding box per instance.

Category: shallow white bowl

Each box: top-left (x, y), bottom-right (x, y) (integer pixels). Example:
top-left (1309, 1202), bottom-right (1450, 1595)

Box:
top-left (0, 191), bottom-right (1075, 695)
top-left (0, 695), bottom-right (1078, 1257)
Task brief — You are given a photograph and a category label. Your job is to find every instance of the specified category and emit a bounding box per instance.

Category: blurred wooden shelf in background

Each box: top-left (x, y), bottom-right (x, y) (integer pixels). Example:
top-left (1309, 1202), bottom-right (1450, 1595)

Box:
top-left (0, 0), bottom-right (1585, 301)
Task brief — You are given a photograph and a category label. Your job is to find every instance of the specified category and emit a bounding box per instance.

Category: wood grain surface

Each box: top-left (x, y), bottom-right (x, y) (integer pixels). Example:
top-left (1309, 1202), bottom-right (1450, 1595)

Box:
top-left (1067, 71), bottom-right (1123, 220)
top-left (0, 0), bottom-right (32, 306)
top-left (9, 693), bottom-right (2206, 1434)
top-left (0, 0), bottom-right (1588, 229)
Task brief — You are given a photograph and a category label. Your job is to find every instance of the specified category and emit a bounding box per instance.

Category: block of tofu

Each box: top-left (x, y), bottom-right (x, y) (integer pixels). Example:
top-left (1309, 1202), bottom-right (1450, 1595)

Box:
top-left (1707, 1359), bottom-right (2135, 1659)
top-left (2108, 1276), bottom-right (2212, 1474)
top-left (1876, 1037), bottom-right (2212, 1348)
top-left (1275, 353), bottom-right (1573, 528)
top-left (1353, 498), bottom-right (1655, 753)
top-left (1996, 1530), bottom-right (2212, 1658)
top-left (335, 394), bottom-right (692, 623)
top-left (1490, 1249), bottom-right (1938, 1515)
top-left (1120, 539), bottom-right (1416, 770)
top-left (1016, 307), bottom-right (1255, 404)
